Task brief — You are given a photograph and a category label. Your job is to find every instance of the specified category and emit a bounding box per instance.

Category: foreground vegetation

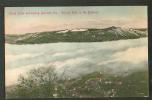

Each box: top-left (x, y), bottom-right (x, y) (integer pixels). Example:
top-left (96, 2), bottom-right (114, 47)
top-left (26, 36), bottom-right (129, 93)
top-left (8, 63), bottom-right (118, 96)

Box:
top-left (6, 67), bottom-right (149, 98)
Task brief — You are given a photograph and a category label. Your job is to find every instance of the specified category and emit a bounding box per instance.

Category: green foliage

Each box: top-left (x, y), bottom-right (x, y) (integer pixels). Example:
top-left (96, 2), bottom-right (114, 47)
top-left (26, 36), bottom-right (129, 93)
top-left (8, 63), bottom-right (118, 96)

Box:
top-left (6, 66), bottom-right (149, 98)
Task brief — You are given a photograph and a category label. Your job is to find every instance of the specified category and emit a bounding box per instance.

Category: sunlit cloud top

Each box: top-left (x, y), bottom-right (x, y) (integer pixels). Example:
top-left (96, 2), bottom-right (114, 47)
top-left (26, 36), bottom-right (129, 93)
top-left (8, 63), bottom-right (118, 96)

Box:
top-left (5, 6), bottom-right (147, 34)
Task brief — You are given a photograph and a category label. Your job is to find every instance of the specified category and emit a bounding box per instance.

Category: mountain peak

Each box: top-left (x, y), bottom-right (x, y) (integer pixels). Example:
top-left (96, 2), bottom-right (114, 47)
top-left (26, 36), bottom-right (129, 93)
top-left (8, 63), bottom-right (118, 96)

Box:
top-left (103, 26), bottom-right (121, 31)
top-left (110, 26), bottom-right (121, 29)
top-left (110, 26), bottom-right (117, 29)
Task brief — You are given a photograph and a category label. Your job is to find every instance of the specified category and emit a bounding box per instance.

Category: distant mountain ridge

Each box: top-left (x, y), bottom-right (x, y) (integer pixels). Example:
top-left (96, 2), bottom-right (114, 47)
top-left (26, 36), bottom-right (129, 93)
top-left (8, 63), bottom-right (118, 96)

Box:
top-left (5, 26), bottom-right (147, 44)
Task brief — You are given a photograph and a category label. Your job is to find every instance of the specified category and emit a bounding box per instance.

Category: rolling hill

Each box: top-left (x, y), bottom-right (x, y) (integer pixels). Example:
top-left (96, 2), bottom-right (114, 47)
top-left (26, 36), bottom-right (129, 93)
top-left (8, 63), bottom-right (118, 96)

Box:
top-left (5, 26), bottom-right (147, 44)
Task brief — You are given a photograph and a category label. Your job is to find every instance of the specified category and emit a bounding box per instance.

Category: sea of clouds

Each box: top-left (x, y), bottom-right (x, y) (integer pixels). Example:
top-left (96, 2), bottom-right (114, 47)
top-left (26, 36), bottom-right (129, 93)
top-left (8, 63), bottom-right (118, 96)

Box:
top-left (5, 38), bottom-right (148, 86)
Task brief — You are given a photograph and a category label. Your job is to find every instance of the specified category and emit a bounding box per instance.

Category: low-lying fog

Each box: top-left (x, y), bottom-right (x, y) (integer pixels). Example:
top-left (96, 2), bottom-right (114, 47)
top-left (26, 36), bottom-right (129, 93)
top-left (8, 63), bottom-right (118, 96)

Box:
top-left (5, 38), bottom-right (148, 86)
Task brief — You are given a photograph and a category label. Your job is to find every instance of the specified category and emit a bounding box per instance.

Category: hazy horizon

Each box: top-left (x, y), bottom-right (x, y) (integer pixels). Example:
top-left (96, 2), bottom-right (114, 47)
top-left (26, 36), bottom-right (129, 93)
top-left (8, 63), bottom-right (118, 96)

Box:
top-left (5, 6), bottom-right (147, 35)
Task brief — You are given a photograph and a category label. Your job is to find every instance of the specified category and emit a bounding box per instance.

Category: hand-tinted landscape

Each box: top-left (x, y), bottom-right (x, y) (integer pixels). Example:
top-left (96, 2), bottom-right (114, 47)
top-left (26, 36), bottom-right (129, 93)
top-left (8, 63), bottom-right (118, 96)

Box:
top-left (5, 6), bottom-right (149, 98)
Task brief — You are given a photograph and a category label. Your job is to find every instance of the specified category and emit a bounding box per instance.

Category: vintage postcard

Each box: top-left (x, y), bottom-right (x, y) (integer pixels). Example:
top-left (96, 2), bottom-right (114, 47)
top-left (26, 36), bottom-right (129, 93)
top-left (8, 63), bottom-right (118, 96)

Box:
top-left (5, 6), bottom-right (148, 98)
